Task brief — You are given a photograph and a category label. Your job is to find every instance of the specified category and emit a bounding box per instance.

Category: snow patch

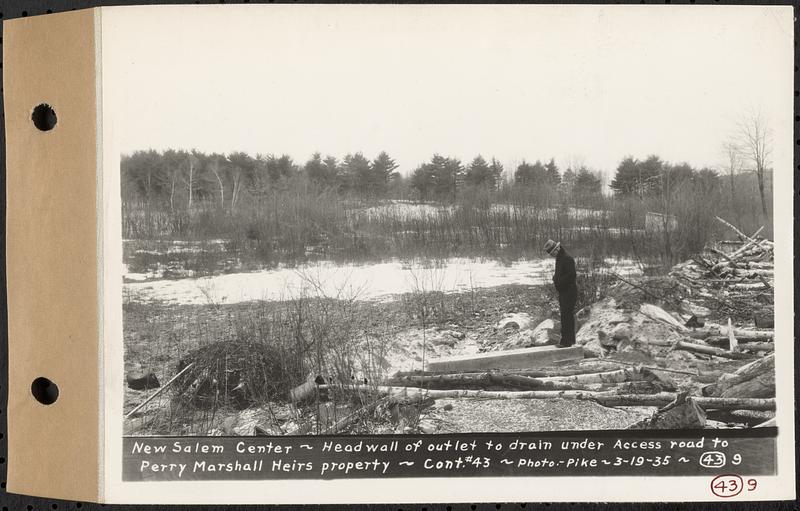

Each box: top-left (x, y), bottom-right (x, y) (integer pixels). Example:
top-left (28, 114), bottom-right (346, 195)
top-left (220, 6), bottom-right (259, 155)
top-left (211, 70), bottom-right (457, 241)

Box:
top-left (123, 257), bottom-right (641, 306)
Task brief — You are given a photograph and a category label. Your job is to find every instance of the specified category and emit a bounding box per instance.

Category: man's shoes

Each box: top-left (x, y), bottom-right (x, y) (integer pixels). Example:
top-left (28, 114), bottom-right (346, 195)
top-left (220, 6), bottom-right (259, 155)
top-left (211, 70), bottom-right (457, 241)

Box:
top-left (555, 342), bottom-right (574, 349)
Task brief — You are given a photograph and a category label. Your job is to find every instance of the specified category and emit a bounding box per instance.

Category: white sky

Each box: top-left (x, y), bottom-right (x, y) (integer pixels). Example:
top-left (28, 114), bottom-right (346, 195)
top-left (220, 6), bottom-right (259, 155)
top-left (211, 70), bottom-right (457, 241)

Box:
top-left (102, 4), bottom-right (794, 181)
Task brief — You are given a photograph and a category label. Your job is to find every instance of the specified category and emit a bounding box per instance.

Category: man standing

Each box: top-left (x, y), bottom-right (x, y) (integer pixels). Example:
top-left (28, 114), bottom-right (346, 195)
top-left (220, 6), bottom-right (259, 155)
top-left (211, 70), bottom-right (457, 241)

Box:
top-left (543, 239), bottom-right (577, 348)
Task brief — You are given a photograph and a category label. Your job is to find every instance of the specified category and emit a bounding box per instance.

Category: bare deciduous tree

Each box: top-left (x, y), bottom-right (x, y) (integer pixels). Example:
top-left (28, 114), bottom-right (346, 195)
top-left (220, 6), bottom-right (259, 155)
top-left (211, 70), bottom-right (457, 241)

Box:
top-left (208, 155), bottom-right (225, 209)
top-left (722, 141), bottom-right (743, 219)
top-left (737, 112), bottom-right (772, 218)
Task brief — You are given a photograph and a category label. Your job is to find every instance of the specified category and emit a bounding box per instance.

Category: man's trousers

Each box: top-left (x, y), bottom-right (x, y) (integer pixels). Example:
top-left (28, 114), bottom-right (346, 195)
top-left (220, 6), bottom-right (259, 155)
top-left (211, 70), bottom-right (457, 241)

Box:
top-left (558, 288), bottom-right (577, 346)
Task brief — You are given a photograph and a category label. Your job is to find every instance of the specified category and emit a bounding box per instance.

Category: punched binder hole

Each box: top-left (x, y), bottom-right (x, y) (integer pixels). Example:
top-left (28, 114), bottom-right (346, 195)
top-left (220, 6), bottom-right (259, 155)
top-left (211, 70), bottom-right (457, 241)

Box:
top-left (31, 103), bottom-right (57, 131)
top-left (31, 377), bottom-right (59, 405)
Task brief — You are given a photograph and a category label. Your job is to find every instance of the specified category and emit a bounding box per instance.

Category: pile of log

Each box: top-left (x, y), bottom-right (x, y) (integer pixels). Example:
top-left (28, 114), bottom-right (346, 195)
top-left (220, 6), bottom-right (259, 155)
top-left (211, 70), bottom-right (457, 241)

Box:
top-left (382, 364), bottom-right (664, 393)
top-left (682, 322), bottom-right (775, 356)
top-left (670, 216), bottom-right (773, 321)
top-left (316, 382), bottom-right (775, 413)
top-left (326, 348), bottom-right (775, 430)
top-left (289, 337), bottom-right (776, 431)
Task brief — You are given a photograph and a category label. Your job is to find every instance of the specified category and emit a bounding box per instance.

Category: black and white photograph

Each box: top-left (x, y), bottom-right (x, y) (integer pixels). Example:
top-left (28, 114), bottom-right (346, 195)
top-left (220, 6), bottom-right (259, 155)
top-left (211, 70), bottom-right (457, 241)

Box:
top-left (117, 5), bottom-right (788, 441)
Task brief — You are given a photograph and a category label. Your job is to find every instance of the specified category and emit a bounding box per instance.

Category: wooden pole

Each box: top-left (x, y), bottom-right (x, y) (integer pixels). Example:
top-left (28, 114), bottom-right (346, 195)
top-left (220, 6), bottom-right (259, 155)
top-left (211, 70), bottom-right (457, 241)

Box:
top-left (125, 362), bottom-right (195, 419)
top-left (675, 340), bottom-right (754, 360)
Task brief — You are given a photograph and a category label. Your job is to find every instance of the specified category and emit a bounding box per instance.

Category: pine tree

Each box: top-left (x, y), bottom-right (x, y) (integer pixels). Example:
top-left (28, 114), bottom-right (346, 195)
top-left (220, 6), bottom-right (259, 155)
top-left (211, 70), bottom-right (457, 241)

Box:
top-left (610, 155), bottom-right (663, 198)
top-left (369, 151), bottom-right (400, 197)
top-left (304, 152), bottom-right (336, 188)
top-left (544, 158), bottom-right (561, 186)
top-left (465, 155), bottom-right (491, 188)
top-left (489, 158), bottom-right (504, 190)
top-left (339, 152), bottom-right (371, 196)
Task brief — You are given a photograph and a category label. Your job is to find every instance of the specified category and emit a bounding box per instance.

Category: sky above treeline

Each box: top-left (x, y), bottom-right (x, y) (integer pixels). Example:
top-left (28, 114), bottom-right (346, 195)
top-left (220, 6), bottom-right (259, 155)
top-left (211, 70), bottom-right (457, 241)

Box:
top-left (103, 5), bottom-right (793, 183)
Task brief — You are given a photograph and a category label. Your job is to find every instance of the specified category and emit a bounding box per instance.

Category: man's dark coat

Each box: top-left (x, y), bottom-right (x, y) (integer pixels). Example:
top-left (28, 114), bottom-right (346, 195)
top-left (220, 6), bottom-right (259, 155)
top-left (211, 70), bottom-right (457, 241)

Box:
top-left (553, 249), bottom-right (577, 346)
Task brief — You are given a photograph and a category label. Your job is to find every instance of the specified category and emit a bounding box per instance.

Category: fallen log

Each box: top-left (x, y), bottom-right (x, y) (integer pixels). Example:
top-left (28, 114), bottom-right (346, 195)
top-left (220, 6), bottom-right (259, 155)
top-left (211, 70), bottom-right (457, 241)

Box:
top-left (727, 282), bottom-right (768, 291)
top-left (705, 409), bottom-right (774, 427)
top-left (384, 373), bottom-right (491, 388)
top-left (708, 247), bottom-right (740, 272)
top-left (724, 329), bottom-right (774, 341)
top-left (384, 372), bottom-right (585, 391)
top-left (731, 269), bottom-right (774, 278)
top-left (714, 261), bottom-right (773, 271)
top-left (487, 373), bottom-right (586, 391)
top-left (426, 345), bottom-right (584, 372)
top-left (587, 358), bottom-right (699, 377)
top-left (706, 338), bottom-right (773, 352)
top-left (742, 262), bottom-right (774, 270)
top-left (391, 363), bottom-right (623, 379)
top-left (703, 354), bottom-right (775, 399)
top-left (532, 363), bottom-right (626, 376)
top-left (317, 385), bottom-right (776, 410)
top-left (674, 340), bottom-right (755, 360)
top-left (711, 231), bottom-right (764, 273)
top-left (742, 244), bottom-right (771, 257)
top-left (727, 226), bottom-right (765, 256)
top-left (629, 393), bottom-right (706, 429)
top-left (693, 397), bottom-right (775, 411)
top-left (412, 387), bottom-right (678, 406)
top-left (697, 278), bottom-right (745, 283)
top-left (637, 338), bottom-right (676, 347)
top-left (289, 379), bottom-right (317, 402)
top-left (686, 326), bottom-right (774, 341)
top-left (738, 343), bottom-right (774, 352)
top-left (539, 367), bottom-right (642, 385)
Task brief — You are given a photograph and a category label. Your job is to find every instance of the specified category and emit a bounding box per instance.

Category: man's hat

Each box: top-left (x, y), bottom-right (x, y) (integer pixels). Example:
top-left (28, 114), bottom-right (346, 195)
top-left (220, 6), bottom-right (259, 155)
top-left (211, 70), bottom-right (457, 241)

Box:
top-left (543, 239), bottom-right (561, 256)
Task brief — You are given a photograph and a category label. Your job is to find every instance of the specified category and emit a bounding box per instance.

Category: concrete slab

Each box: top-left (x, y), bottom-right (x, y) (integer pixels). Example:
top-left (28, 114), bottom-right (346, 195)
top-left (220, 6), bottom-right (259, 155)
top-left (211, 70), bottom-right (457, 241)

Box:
top-left (427, 345), bottom-right (584, 372)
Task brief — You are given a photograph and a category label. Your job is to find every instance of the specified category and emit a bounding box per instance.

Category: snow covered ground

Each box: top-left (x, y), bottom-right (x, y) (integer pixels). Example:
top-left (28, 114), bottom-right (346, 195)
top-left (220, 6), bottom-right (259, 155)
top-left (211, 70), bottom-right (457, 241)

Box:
top-left (123, 257), bottom-right (641, 306)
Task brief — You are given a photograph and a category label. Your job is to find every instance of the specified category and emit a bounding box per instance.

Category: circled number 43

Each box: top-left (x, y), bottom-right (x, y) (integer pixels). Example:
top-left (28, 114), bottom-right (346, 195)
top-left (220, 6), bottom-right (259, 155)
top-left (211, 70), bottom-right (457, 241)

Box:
top-left (710, 475), bottom-right (757, 498)
top-left (699, 452), bottom-right (742, 468)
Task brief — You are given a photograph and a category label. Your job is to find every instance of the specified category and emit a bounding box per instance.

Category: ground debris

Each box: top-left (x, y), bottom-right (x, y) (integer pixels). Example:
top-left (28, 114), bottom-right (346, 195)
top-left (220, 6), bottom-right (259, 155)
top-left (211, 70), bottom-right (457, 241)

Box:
top-left (668, 219), bottom-right (774, 324)
top-left (702, 354), bottom-right (775, 399)
top-left (126, 366), bottom-right (161, 391)
top-left (173, 339), bottom-right (302, 409)
top-left (628, 393), bottom-right (706, 430)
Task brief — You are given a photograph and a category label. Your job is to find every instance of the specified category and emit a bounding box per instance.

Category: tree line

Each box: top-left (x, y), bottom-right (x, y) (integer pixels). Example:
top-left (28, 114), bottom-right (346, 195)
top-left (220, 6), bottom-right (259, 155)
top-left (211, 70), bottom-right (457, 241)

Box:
top-left (121, 149), bottom-right (610, 210)
top-left (122, 145), bottom-right (770, 218)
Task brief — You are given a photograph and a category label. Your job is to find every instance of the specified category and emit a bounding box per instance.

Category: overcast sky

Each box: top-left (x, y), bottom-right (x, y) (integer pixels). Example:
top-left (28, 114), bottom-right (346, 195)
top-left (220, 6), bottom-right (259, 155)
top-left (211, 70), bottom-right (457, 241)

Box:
top-left (102, 4), bottom-right (793, 182)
